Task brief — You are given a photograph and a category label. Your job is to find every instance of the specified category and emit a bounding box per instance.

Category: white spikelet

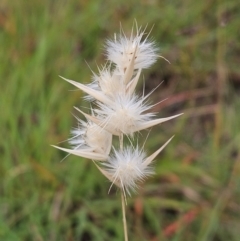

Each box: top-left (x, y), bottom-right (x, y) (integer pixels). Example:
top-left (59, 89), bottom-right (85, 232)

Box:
top-left (97, 137), bottom-right (173, 196)
top-left (106, 28), bottom-right (158, 72)
top-left (71, 121), bottom-right (112, 155)
top-left (99, 147), bottom-right (153, 196)
top-left (52, 120), bottom-right (112, 161)
top-left (88, 67), bottom-right (126, 100)
top-left (80, 94), bottom-right (182, 136)
top-left (94, 94), bottom-right (155, 135)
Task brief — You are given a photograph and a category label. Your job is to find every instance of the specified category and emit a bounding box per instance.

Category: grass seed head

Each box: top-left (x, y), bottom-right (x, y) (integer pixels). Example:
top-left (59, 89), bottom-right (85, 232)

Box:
top-left (106, 30), bottom-right (158, 71)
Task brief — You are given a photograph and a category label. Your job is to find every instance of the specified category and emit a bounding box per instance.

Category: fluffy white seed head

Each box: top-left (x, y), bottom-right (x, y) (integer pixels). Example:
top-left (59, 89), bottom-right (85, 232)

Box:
top-left (69, 120), bottom-right (112, 155)
top-left (97, 136), bottom-right (174, 196)
top-left (101, 147), bottom-right (154, 195)
top-left (106, 29), bottom-right (158, 72)
top-left (54, 25), bottom-right (181, 192)
top-left (94, 94), bottom-right (155, 135)
top-left (88, 68), bottom-right (126, 99)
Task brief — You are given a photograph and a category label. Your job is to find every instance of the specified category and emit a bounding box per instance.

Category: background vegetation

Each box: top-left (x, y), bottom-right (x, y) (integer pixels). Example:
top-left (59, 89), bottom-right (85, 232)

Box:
top-left (1, 0), bottom-right (240, 240)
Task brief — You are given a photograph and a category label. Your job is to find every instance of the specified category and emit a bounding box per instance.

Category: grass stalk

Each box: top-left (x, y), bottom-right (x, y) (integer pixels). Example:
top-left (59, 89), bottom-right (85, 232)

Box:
top-left (121, 190), bottom-right (129, 241)
top-left (119, 133), bottom-right (128, 241)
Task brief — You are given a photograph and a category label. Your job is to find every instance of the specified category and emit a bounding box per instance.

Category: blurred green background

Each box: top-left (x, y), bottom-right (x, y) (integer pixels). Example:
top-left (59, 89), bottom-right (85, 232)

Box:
top-left (1, 0), bottom-right (240, 240)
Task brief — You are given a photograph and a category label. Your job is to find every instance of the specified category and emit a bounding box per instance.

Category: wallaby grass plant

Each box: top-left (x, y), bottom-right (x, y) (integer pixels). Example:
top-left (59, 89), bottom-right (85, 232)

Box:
top-left (2, 1), bottom-right (240, 240)
top-left (53, 23), bottom-right (182, 240)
